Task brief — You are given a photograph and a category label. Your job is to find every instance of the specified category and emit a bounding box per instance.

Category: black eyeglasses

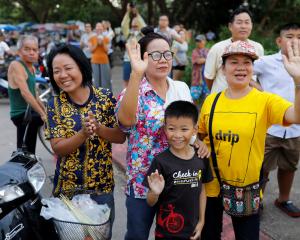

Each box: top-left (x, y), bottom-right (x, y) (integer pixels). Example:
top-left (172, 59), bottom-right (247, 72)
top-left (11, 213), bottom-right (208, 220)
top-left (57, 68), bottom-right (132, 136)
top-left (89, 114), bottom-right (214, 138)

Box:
top-left (148, 51), bottom-right (174, 61)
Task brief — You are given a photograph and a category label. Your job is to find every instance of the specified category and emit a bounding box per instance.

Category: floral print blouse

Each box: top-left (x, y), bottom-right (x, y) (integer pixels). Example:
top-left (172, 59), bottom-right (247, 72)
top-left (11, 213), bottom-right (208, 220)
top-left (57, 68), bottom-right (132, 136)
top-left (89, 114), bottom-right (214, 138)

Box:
top-left (45, 86), bottom-right (116, 196)
top-left (116, 77), bottom-right (192, 198)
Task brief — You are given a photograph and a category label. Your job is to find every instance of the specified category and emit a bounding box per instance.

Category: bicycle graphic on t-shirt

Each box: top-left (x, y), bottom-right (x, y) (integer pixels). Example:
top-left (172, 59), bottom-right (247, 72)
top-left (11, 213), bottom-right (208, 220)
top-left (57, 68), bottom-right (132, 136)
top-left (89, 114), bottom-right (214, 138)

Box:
top-left (157, 204), bottom-right (184, 233)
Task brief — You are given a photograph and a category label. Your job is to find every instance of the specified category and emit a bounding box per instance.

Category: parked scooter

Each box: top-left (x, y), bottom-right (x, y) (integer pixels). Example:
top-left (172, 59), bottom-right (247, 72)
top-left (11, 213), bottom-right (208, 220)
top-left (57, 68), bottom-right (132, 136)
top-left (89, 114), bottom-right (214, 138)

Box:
top-left (0, 106), bottom-right (58, 240)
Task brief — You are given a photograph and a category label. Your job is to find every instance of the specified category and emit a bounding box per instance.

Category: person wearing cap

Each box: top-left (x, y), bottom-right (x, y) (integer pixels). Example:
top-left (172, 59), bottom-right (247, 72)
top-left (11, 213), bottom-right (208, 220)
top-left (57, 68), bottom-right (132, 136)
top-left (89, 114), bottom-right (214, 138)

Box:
top-left (204, 7), bottom-right (264, 93)
top-left (198, 40), bottom-right (300, 240)
top-left (191, 34), bottom-right (210, 105)
top-left (254, 23), bottom-right (300, 218)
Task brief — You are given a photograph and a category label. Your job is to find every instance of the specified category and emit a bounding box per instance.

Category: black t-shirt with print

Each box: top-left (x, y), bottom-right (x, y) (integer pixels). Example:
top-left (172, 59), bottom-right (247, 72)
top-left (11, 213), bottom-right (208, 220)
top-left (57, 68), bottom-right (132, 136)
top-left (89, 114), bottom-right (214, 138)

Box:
top-left (143, 148), bottom-right (213, 239)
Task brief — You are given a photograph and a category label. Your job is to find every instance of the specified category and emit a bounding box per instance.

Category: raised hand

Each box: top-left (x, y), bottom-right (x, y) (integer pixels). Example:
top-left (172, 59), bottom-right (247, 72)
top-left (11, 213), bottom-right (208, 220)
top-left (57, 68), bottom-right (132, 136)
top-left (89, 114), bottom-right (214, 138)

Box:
top-left (282, 39), bottom-right (300, 84)
top-left (147, 169), bottom-right (165, 195)
top-left (126, 3), bottom-right (131, 12)
top-left (126, 38), bottom-right (148, 76)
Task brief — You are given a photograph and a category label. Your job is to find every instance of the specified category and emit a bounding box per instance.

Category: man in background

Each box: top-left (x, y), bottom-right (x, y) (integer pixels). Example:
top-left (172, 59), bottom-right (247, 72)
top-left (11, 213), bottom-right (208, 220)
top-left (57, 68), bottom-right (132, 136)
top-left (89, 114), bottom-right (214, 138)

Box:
top-left (8, 35), bottom-right (45, 154)
top-left (204, 7), bottom-right (264, 93)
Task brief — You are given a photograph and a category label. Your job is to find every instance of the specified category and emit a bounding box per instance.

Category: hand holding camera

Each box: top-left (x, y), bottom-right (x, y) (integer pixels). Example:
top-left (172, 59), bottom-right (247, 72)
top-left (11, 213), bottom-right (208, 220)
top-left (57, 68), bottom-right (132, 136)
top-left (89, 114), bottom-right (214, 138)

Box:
top-left (127, 2), bottom-right (137, 16)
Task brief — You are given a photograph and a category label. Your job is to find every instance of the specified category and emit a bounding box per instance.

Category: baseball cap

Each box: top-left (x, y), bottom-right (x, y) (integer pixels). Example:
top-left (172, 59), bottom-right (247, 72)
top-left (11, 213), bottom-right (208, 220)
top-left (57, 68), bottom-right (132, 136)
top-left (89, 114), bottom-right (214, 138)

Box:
top-left (222, 40), bottom-right (258, 60)
top-left (195, 34), bottom-right (206, 42)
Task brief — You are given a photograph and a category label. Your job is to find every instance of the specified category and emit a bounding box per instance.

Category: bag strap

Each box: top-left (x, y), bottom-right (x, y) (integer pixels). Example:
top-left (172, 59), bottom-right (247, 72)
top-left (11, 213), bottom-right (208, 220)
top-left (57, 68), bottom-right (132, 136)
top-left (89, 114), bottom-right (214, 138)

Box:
top-left (208, 92), bottom-right (222, 185)
top-left (208, 92), bottom-right (267, 189)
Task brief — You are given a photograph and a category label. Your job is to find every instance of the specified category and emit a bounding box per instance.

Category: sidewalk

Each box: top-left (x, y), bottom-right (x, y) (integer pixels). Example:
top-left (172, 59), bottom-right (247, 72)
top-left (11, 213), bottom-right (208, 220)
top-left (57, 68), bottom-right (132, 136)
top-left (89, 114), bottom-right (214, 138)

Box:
top-left (110, 55), bottom-right (299, 239)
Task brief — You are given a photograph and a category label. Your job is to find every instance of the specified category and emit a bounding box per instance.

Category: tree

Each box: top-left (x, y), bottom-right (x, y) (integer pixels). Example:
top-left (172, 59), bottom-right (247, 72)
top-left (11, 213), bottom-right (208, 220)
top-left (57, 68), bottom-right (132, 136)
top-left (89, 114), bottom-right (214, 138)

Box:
top-left (1, 0), bottom-right (300, 36)
top-left (0, 0), bottom-right (61, 23)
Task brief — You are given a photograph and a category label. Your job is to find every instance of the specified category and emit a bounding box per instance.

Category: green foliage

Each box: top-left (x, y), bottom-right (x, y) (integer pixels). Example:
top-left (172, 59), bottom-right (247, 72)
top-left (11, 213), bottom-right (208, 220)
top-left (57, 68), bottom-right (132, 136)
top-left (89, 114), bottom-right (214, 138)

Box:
top-left (250, 29), bottom-right (278, 55)
top-left (1, 0), bottom-right (300, 36)
top-left (0, 2), bottom-right (23, 23)
top-left (181, 40), bottom-right (195, 87)
top-left (0, 0), bottom-right (122, 25)
top-left (49, 0), bottom-right (117, 26)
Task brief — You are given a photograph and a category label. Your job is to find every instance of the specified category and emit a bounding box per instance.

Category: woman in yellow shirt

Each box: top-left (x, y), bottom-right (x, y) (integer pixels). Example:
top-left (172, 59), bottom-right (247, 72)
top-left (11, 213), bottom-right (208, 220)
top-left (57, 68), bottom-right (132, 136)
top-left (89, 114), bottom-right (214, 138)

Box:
top-left (198, 40), bottom-right (300, 240)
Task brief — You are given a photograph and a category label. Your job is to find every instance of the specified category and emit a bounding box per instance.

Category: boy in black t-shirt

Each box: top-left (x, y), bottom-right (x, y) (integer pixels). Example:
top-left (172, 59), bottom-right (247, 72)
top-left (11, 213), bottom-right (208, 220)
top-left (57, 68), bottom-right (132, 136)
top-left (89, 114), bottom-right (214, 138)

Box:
top-left (144, 101), bottom-right (213, 240)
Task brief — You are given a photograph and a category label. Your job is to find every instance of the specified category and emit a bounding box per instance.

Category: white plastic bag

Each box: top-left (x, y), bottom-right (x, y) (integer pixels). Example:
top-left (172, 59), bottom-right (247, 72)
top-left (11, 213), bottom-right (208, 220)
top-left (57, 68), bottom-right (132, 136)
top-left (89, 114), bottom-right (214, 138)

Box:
top-left (40, 194), bottom-right (110, 224)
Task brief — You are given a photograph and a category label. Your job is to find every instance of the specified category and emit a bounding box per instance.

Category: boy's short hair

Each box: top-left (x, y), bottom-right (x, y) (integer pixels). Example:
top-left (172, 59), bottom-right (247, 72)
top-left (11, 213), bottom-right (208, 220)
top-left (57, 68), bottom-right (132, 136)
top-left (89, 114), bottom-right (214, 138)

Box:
top-left (165, 101), bottom-right (198, 125)
top-left (277, 23), bottom-right (300, 35)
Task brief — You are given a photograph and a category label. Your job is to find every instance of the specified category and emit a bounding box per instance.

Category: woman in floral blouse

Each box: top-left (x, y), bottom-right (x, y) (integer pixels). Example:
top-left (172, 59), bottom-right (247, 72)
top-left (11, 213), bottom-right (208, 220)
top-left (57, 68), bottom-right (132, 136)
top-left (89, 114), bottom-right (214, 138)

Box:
top-left (45, 44), bottom-right (125, 238)
top-left (116, 26), bottom-right (209, 240)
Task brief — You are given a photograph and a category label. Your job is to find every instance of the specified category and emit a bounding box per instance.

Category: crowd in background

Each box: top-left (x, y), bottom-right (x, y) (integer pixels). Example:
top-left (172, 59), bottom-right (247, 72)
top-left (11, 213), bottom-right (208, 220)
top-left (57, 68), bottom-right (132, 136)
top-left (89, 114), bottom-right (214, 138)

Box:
top-left (0, 2), bottom-right (216, 104)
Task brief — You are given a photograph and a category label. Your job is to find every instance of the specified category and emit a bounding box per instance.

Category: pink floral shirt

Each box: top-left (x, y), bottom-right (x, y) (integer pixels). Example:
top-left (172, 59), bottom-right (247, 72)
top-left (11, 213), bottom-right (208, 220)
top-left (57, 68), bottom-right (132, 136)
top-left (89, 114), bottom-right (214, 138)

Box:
top-left (116, 77), bottom-right (192, 198)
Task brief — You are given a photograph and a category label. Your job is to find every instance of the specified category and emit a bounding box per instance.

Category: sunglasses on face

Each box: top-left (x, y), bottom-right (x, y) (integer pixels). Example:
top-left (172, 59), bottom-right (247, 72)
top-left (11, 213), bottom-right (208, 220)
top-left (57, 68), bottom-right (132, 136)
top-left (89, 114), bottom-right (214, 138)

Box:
top-left (148, 50), bottom-right (174, 61)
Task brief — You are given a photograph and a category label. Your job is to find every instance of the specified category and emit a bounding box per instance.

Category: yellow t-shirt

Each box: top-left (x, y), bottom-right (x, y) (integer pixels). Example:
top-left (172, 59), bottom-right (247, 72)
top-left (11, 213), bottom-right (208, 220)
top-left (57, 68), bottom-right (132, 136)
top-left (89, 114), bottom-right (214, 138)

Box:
top-left (198, 88), bottom-right (292, 197)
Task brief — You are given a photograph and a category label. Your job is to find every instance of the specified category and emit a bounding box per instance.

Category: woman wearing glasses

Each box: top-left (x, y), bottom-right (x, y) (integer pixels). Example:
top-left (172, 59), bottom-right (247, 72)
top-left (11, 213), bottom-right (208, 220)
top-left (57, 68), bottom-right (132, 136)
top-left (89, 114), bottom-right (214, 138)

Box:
top-left (116, 26), bottom-right (209, 240)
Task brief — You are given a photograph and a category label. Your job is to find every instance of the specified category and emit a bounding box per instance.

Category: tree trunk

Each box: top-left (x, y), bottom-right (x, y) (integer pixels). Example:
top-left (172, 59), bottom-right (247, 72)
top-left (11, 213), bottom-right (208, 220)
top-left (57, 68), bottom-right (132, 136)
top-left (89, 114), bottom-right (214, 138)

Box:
top-left (16, 0), bottom-right (41, 22)
top-left (154, 0), bottom-right (168, 15)
top-left (257, 0), bottom-right (279, 31)
top-left (147, 0), bottom-right (153, 25)
top-left (181, 0), bottom-right (197, 23)
top-left (40, 10), bottom-right (49, 23)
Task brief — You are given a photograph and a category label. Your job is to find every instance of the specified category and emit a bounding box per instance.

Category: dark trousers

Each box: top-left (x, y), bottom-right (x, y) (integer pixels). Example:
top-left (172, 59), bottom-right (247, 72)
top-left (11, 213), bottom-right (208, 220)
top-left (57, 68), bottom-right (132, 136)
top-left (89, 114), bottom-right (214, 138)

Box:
top-left (124, 187), bottom-right (156, 240)
top-left (11, 111), bottom-right (43, 154)
top-left (201, 197), bottom-right (260, 240)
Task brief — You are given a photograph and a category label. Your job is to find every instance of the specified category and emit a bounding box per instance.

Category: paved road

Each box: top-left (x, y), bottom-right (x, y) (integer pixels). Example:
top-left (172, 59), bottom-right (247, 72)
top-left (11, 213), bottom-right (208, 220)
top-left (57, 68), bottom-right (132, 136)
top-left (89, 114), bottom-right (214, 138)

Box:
top-left (0, 61), bottom-right (299, 239)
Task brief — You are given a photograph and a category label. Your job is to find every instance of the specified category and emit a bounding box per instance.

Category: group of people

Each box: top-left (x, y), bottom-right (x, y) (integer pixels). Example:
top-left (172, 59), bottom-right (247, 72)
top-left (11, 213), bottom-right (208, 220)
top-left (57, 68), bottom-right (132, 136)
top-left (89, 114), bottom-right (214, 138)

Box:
top-left (5, 5), bottom-right (300, 240)
top-left (120, 2), bottom-right (198, 88)
top-left (79, 20), bottom-right (114, 90)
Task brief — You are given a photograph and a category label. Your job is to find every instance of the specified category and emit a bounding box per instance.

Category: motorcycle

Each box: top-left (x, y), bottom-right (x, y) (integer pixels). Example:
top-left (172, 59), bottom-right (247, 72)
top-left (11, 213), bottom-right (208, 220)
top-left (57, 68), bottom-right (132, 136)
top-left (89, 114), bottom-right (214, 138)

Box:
top-left (0, 107), bottom-right (58, 240)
